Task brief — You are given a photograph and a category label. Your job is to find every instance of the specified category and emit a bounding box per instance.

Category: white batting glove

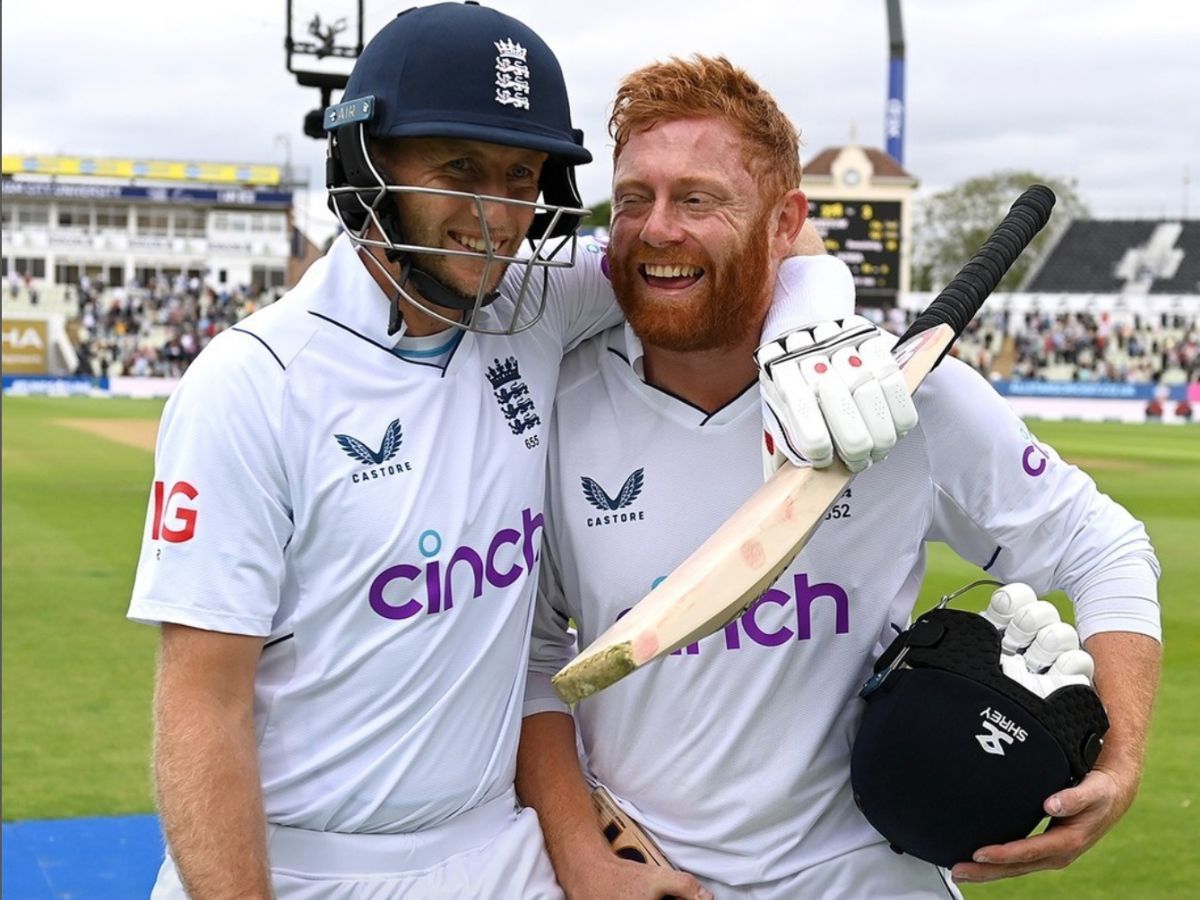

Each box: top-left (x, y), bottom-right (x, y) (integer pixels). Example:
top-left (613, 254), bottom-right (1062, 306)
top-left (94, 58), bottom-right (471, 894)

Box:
top-left (980, 583), bottom-right (1095, 698)
top-left (756, 315), bottom-right (919, 478)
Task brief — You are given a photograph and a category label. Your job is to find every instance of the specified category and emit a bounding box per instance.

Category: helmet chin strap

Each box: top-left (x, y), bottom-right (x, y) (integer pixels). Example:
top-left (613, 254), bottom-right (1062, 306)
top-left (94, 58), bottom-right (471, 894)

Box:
top-left (384, 254), bottom-right (412, 339)
top-left (374, 204), bottom-right (501, 336)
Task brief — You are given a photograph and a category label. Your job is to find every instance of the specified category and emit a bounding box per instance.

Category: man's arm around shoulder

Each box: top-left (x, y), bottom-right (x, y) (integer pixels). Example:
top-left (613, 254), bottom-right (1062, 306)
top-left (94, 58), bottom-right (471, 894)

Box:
top-left (154, 623), bottom-right (271, 898)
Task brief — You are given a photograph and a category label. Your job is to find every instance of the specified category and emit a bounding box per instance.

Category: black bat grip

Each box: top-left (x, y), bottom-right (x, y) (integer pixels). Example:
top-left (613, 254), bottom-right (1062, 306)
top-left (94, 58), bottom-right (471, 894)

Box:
top-left (897, 185), bottom-right (1056, 350)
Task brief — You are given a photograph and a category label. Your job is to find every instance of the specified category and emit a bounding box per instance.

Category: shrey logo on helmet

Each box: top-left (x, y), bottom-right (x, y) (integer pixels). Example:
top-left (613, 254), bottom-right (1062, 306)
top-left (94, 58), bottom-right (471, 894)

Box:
top-left (321, 2), bottom-right (593, 336)
top-left (976, 705), bottom-right (1029, 756)
top-left (851, 596), bottom-right (1108, 869)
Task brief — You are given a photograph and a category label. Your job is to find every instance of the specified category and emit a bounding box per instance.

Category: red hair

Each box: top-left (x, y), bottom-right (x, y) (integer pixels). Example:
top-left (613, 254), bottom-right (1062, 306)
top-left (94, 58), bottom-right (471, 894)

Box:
top-left (609, 55), bottom-right (802, 203)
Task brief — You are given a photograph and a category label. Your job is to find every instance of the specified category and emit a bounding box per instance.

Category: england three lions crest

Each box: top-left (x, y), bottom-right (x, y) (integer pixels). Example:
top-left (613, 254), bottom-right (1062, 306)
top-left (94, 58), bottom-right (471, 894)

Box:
top-left (487, 356), bottom-right (541, 447)
top-left (494, 38), bottom-right (530, 110)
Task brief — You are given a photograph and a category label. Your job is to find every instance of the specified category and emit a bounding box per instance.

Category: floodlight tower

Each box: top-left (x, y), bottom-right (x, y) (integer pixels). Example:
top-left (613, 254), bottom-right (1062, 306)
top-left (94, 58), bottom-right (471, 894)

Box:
top-left (285, 1), bottom-right (364, 139)
top-left (885, 0), bottom-right (905, 164)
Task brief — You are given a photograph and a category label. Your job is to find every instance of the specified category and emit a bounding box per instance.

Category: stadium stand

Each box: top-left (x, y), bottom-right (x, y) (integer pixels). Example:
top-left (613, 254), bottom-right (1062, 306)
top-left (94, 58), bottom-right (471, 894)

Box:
top-left (882, 305), bottom-right (1198, 386)
top-left (67, 275), bottom-right (280, 379)
top-left (885, 216), bottom-right (1199, 387)
top-left (1027, 220), bottom-right (1200, 295)
top-left (9, 208), bottom-right (1195, 388)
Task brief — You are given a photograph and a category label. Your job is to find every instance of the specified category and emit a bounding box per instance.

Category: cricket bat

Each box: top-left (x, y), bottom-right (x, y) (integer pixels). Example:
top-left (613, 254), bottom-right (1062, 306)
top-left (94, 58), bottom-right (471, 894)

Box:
top-left (591, 785), bottom-right (675, 869)
top-left (553, 185), bottom-right (1057, 705)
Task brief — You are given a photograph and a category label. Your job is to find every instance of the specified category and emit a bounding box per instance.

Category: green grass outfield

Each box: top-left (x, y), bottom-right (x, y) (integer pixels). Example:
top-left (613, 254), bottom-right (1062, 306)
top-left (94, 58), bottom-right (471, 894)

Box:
top-left (2, 396), bottom-right (1196, 897)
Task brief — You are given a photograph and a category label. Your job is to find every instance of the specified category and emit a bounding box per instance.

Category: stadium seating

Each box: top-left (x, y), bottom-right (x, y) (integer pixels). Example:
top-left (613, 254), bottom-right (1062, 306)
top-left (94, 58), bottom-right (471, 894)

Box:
top-left (892, 308), bottom-right (1199, 386)
top-left (1027, 220), bottom-right (1200, 296)
top-left (10, 211), bottom-right (1195, 387)
top-left (65, 278), bottom-right (278, 379)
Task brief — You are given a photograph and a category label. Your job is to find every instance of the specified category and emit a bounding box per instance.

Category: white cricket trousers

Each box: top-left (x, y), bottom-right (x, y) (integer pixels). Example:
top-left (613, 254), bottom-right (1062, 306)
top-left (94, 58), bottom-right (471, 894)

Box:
top-left (150, 790), bottom-right (563, 898)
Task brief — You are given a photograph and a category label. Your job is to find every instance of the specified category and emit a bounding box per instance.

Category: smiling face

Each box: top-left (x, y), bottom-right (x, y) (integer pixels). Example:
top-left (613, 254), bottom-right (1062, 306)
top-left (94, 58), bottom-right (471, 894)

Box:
top-left (608, 117), bottom-right (778, 353)
top-left (375, 136), bottom-right (549, 301)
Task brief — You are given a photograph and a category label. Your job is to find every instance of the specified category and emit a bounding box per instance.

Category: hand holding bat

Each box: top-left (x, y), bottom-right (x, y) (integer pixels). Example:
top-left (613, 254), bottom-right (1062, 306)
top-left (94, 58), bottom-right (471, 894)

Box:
top-left (757, 314), bottom-right (920, 476)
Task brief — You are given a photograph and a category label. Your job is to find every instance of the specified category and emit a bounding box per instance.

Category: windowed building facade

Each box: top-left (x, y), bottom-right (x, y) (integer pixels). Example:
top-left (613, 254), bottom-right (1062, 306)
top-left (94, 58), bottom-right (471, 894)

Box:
top-left (2, 154), bottom-right (295, 294)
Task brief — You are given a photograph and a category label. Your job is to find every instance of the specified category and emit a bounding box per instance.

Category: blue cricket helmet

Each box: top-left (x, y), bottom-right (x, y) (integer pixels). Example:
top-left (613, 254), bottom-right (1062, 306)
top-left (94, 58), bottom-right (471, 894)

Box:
top-left (327, 1), bottom-right (590, 241)
top-left (342, 2), bottom-right (591, 166)
top-left (322, 2), bottom-right (592, 335)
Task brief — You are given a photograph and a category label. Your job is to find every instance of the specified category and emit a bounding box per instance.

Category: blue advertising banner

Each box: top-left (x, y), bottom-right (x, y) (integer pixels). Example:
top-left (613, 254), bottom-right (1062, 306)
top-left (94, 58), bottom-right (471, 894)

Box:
top-left (992, 380), bottom-right (1191, 403)
top-left (2, 374), bottom-right (109, 395)
top-left (1, 180), bottom-right (292, 207)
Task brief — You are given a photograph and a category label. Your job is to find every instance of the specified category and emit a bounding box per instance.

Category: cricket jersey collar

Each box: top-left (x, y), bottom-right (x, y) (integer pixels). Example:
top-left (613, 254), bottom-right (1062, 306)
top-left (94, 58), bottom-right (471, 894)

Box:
top-left (607, 323), bottom-right (757, 427)
top-left (307, 234), bottom-right (476, 365)
top-left (621, 320), bottom-right (649, 380)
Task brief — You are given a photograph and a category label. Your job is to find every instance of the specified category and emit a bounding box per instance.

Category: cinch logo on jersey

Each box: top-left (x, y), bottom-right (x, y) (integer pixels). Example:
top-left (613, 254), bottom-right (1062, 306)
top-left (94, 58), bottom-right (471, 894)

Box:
top-left (367, 508), bottom-right (544, 621)
top-left (334, 418), bottom-right (414, 484)
top-left (581, 469), bottom-right (645, 527)
top-left (975, 706), bottom-right (1029, 756)
top-left (615, 572), bottom-right (850, 655)
top-left (487, 356), bottom-right (541, 443)
top-left (580, 238), bottom-right (611, 279)
top-left (1018, 424), bottom-right (1049, 478)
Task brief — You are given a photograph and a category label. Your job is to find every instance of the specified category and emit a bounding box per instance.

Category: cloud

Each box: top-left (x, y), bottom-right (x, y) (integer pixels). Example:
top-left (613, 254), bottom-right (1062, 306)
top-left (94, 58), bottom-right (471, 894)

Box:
top-left (4, 0), bottom-right (1197, 241)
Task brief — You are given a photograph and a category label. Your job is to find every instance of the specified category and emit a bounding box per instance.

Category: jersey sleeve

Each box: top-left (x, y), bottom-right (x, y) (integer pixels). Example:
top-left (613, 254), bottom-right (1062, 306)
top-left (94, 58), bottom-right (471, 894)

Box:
top-left (127, 331), bottom-right (293, 636)
top-left (506, 237), bottom-right (623, 353)
top-left (920, 359), bottom-right (1161, 642)
top-left (760, 255), bottom-right (857, 339)
top-left (523, 513), bottom-right (578, 718)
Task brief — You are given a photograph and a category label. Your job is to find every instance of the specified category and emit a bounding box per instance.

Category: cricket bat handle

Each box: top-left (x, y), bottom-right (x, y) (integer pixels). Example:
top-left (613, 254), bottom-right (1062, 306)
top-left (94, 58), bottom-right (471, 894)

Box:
top-left (591, 785), bottom-right (676, 869)
top-left (897, 184), bottom-right (1056, 364)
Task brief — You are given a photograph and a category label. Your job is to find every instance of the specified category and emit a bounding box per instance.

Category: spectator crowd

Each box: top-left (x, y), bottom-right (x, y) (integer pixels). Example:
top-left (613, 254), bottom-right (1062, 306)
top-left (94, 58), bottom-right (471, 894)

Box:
top-left (873, 307), bottom-right (1199, 386)
top-left (42, 281), bottom-right (1200, 388)
top-left (70, 274), bottom-right (281, 379)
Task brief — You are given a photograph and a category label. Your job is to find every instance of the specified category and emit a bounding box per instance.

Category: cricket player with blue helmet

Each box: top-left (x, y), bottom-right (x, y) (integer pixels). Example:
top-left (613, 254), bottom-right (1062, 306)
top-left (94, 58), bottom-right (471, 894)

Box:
top-left (131, 4), bottom-right (848, 898)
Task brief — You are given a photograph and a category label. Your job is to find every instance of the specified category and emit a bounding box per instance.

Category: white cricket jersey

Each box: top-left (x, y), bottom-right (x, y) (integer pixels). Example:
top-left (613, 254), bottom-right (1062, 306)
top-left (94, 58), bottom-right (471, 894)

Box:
top-left (127, 237), bottom-right (851, 838)
top-left (128, 233), bottom-right (620, 833)
top-left (527, 325), bottom-right (1160, 887)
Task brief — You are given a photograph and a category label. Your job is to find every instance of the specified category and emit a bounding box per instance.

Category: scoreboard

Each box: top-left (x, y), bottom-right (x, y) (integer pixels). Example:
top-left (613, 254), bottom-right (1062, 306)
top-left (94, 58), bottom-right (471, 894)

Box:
top-left (807, 199), bottom-right (902, 299)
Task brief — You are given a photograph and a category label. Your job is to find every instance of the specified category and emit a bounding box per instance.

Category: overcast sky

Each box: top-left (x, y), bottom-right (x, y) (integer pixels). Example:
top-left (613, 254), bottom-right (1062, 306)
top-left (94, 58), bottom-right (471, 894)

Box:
top-left (3, 0), bottom-right (1197, 242)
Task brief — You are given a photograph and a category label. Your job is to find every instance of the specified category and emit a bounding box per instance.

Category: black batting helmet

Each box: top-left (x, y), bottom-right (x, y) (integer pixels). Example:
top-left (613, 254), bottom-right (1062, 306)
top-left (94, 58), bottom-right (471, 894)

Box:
top-left (851, 605), bottom-right (1108, 868)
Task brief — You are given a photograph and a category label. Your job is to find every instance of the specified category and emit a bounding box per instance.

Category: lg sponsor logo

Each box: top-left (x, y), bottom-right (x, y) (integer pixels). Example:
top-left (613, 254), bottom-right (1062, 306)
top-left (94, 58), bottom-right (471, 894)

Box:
top-left (150, 480), bottom-right (199, 543)
top-left (368, 508), bottom-right (544, 621)
top-left (615, 573), bottom-right (851, 655)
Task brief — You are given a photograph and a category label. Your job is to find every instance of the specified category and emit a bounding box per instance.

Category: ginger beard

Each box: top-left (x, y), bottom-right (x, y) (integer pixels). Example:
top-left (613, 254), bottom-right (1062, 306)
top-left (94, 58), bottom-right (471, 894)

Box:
top-left (609, 205), bottom-right (774, 353)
